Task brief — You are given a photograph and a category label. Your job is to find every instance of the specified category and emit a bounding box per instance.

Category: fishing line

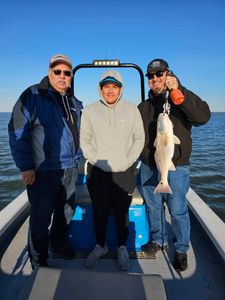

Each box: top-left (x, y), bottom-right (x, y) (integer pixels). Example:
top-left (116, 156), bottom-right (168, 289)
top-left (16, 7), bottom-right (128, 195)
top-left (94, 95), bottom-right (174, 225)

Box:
top-left (163, 90), bottom-right (171, 115)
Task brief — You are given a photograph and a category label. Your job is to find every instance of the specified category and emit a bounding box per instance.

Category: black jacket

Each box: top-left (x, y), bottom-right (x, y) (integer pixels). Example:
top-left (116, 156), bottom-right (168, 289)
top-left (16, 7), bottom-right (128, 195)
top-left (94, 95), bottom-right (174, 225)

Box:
top-left (138, 85), bottom-right (211, 167)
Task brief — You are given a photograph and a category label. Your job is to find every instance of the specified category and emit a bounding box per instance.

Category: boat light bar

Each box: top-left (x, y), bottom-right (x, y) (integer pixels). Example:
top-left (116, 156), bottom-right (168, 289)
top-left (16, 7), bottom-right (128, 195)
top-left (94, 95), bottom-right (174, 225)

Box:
top-left (92, 59), bottom-right (120, 66)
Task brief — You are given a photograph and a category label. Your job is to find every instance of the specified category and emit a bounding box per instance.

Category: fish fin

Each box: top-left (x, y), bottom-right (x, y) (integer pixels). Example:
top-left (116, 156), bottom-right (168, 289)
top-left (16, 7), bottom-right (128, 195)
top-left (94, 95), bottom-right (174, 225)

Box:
top-left (154, 182), bottom-right (173, 194)
top-left (173, 135), bottom-right (181, 144)
top-left (169, 162), bottom-right (176, 171)
top-left (164, 134), bottom-right (171, 146)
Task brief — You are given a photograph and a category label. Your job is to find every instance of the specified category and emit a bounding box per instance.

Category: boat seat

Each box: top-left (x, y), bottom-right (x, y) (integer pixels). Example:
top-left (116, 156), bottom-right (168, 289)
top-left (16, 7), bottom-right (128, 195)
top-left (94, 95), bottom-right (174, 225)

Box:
top-left (75, 184), bottom-right (144, 205)
top-left (21, 268), bottom-right (167, 300)
top-left (72, 174), bottom-right (148, 252)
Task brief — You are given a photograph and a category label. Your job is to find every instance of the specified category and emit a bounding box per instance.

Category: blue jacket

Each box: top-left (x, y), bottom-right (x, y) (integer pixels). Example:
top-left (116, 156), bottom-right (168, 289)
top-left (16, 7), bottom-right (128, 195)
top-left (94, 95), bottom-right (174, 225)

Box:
top-left (8, 76), bottom-right (83, 172)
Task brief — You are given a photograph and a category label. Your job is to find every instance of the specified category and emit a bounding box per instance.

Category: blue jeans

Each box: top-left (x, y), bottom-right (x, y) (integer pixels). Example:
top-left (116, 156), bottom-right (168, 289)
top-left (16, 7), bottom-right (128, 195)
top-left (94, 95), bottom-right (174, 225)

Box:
top-left (27, 168), bottom-right (77, 267)
top-left (139, 162), bottom-right (190, 253)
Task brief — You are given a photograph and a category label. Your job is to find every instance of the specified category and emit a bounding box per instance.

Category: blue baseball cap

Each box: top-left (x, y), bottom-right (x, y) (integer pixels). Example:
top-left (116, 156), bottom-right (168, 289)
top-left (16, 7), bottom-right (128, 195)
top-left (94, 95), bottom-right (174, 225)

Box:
top-left (99, 76), bottom-right (122, 88)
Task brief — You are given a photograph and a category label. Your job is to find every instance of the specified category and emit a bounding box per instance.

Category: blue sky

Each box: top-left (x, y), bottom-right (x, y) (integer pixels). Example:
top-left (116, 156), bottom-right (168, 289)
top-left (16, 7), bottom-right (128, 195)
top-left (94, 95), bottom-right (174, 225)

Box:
top-left (0, 0), bottom-right (225, 112)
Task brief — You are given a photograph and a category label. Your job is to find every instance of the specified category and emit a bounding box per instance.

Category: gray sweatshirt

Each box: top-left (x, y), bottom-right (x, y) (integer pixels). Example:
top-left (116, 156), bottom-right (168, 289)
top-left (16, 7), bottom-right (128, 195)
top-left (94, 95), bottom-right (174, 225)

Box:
top-left (80, 70), bottom-right (145, 173)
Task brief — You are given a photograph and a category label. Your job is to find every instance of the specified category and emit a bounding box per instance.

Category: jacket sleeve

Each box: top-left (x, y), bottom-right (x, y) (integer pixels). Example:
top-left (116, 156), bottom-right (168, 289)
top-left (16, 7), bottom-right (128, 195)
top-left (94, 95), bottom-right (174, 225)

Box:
top-left (8, 89), bottom-right (35, 171)
top-left (127, 108), bottom-right (145, 166)
top-left (79, 109), bottom-right (97, 164)
top-left (177, 85), bottom-right (211, 126)
top-left (73, 96), bottom-right (84, 163)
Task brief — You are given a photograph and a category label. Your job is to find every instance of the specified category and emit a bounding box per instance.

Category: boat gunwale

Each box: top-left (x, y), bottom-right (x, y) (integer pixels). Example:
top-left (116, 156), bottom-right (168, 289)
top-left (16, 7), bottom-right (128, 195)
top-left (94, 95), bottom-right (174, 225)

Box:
top-left (0, 188), bottom-right (225, 264)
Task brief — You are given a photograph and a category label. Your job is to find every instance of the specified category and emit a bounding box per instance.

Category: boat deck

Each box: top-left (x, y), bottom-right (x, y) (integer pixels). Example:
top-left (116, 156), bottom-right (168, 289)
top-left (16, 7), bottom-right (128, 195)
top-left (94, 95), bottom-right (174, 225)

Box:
top-left (1, 203), bottom-right (225, 299)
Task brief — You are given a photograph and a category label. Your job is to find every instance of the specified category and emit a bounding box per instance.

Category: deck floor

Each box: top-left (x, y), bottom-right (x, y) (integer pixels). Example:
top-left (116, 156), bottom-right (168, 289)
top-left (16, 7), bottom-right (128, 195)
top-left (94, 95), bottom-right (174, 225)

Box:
top-left (1, 210), bottom-right (225, 300)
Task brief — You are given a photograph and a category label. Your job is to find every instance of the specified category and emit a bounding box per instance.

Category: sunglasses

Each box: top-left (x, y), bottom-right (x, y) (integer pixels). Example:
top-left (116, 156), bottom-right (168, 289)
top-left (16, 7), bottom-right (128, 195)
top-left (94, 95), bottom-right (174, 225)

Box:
top-left (147, 71), bottom-right (164, 80)
top-left (51, 69), bottom-right (72, 77)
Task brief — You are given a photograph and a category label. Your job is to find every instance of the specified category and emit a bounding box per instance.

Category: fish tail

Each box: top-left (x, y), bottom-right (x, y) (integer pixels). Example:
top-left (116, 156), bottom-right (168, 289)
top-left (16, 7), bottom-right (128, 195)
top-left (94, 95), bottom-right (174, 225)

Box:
top-left (154, 182), bottom-right (173, 194)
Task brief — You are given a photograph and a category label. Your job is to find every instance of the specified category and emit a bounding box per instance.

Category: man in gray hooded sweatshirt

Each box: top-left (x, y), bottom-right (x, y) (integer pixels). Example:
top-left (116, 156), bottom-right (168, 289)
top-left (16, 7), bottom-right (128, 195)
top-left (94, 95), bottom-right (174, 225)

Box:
top-left (80, 70), bottom-right (144, 270)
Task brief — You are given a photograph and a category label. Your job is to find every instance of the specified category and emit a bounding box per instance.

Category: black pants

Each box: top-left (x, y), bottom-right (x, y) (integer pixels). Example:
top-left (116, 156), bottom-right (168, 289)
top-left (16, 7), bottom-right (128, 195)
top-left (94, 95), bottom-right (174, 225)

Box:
top-left (27, 168), bottom-right (77, 267)
top-left (87, 163), bottom-right (135, 247)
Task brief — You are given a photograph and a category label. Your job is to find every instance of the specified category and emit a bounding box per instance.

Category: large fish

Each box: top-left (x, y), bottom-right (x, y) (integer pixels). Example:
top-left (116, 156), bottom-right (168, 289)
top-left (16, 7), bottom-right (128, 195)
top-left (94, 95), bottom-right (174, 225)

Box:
top-left (154, 113), bottom-right (180, 194)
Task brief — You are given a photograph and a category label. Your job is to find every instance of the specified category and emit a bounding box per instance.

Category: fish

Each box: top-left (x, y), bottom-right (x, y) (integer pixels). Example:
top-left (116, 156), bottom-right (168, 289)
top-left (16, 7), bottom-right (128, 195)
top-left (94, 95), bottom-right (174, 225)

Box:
top-left (154, 112), bottom-right (180, 194)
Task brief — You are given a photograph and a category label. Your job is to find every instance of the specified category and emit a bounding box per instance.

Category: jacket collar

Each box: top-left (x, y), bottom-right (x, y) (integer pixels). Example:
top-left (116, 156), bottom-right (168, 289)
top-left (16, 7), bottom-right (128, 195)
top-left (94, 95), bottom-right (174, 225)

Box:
top-left (148, 89), bottom-right (168, 108)
top-left (37, 76), bottom-right (73, 97)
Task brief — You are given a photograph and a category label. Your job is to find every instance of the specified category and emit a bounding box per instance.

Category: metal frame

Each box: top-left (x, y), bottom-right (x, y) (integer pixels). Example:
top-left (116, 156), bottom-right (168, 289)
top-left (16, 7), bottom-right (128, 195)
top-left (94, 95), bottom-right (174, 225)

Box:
top-left (72, 59), bottom-right (145, 102)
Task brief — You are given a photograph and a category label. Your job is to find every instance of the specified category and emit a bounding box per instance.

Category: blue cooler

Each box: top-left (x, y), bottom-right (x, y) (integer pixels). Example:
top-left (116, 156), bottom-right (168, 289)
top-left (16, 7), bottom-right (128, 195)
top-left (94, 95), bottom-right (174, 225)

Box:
top-left (68, 184), bottom-right (149, 251)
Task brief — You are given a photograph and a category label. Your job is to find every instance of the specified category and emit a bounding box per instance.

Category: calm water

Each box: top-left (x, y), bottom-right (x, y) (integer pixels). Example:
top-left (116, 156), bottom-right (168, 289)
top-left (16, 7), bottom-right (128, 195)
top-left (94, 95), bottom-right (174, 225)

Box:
top-left (190, 112), bottom-right (225, 222)
top-left (0, 112), bottom-right (25, 209)
top-left (1, 112), bottom-right (225, 222)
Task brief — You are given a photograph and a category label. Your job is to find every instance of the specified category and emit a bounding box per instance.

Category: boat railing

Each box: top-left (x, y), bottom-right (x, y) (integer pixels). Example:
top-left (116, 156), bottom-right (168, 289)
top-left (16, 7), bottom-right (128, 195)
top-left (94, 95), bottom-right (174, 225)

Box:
top-left (187, 188), bottom-right (225, 264)
top-left (0, 190), bottom-right (29, 256)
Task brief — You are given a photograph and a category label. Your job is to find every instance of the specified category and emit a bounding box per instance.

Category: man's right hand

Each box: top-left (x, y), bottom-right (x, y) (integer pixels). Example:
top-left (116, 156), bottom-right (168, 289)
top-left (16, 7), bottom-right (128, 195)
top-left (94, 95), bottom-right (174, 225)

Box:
top-left (21, 170), bottom-right (36, 185)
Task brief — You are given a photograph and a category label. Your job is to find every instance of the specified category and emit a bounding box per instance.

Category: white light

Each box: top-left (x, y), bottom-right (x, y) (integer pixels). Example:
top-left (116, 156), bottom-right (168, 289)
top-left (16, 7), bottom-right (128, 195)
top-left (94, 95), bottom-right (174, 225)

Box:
top-left (92, 59), bottom-right (120, 66)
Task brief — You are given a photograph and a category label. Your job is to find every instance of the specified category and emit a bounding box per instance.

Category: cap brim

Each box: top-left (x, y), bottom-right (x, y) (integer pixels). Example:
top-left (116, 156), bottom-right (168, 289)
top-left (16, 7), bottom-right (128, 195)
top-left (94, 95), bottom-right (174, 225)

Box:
top-left (146, 67), bottom-right (167, 76)
top-left (100, 78), bottom-right (122, 88)
top-left (49, 60), bottom-right (72, 69)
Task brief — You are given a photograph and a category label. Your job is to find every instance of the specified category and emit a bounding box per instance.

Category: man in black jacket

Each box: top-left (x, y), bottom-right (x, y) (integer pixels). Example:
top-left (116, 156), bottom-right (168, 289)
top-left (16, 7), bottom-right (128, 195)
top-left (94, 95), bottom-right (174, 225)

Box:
top-left (138, 58), bottom-right (211, 271)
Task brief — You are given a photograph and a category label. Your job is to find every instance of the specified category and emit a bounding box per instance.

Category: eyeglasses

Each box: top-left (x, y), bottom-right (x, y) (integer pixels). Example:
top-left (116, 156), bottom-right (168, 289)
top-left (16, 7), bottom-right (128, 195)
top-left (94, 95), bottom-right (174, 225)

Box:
top-left (147, 71), bottom-right (164, 80)
top-left (51, 69), bottom-right (72, 77)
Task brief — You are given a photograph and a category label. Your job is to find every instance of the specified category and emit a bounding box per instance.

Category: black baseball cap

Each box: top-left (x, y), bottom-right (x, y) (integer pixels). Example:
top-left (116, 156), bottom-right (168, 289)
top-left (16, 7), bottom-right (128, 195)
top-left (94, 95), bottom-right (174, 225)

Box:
top-left (146, 59), bottom-right (169, 75)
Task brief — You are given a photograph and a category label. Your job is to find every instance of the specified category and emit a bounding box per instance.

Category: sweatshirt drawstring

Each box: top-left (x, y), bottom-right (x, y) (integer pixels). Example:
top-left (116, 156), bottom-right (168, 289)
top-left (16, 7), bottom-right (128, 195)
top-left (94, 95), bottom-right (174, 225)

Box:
top-left (113, 107), bottom-right (116, 128)
top-left (108, 108), bottom-right (111, 126)
top-left (62, 95), bottom-right (74, 124)
top-left (106, 106), bottom-right (117, 128)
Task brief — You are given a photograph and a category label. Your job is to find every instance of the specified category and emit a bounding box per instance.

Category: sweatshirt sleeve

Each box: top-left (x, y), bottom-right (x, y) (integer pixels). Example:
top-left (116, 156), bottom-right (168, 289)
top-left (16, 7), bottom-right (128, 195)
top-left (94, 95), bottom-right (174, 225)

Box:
top-left (79, 108), bottom-right (97, 164)
top-left (178, 85), bottom-right (211, 126)
top-left (8, 89), bottom-right (35, 172)
top-left (127, 108), bottom-right (145, 166)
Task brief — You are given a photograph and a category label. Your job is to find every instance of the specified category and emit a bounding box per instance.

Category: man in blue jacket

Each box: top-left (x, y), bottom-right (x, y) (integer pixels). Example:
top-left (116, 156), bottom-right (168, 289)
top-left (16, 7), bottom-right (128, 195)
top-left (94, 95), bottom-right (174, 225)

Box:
top-left (8, 54), bottom-right (83, 269)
